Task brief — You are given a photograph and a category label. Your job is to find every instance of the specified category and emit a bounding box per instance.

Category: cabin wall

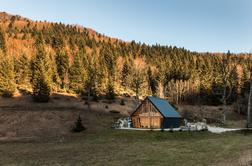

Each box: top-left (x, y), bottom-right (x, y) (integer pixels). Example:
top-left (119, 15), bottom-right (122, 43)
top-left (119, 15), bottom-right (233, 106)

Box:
top-left (163, 118), bottom-right (181, 128)
top-left (131, 99), bottom-right (163, 128)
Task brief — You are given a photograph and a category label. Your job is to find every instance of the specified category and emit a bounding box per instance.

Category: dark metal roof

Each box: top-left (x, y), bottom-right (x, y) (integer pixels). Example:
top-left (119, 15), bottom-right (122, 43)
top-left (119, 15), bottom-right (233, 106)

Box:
top-left (147, 96), bottom-right (181, 118)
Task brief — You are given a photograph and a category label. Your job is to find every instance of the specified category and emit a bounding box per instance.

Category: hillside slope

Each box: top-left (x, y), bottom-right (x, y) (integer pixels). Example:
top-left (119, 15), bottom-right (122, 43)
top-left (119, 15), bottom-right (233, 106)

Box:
top-left (0, 11), bottom-right (251, 109)
top-left (0, 92), bottom-right (139, 140)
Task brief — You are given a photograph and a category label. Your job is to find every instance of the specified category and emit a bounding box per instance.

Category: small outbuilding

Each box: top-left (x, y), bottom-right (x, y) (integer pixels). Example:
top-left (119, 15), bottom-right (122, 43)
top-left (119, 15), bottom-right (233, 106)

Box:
top-left (131, 96), bottom-right (181, 129)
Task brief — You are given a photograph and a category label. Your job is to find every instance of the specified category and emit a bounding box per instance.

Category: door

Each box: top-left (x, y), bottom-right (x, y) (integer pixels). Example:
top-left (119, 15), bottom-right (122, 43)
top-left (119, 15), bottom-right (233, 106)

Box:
top-left (150, 117), bottom-right (161, 128)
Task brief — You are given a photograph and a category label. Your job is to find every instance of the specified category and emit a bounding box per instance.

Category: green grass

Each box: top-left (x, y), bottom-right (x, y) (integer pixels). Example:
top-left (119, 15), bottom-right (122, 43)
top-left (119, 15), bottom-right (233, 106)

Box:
top-left (0, 130), bottom-right (252, 166)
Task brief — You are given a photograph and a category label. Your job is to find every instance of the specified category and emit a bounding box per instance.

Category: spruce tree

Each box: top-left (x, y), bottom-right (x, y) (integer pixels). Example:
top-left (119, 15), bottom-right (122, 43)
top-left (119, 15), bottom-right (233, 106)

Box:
top-left (0, 51), bottom-right (16, 97)
top-left (14, 53), bottom-right (30, 85)
top-left (147, 67), bottom-right (157, 96)
top-left (69, 51), bottom-right (87, 93)
top-left (0, 28), bottom-right (6, 53)
top-left (131, 68), bottom-right (144, 99)
top-left (121, 61), bottom-right (129, 88)
top-left (106, 79), bottom-right (115, 100)
top-left (55, 50), bottom-right (69, 89)
top-left (83, 53), bottom-right (103, 104)
top-left (72, 115), bottom-right (86, 132)
top-left (31, 34), bottom-right (51, 102)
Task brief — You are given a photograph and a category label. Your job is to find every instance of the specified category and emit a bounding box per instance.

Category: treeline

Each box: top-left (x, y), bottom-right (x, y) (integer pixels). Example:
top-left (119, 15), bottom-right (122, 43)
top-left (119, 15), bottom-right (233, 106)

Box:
top-left (0, 14), bottom-right (251, 114)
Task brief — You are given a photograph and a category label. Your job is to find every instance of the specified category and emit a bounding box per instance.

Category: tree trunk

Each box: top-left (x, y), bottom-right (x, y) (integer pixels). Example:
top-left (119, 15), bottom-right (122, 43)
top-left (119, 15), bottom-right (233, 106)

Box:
top-left (223, 100), bottom-right (227, 124)
top-left (176, 82), bottom-right (179, 104)
top-left (223, 84), bottom-right (227, 124)
top-left (87, 83), bottom-right (91, 111)
top-left (135, 85), bottom-right (139, 100)
top-left (247, 71), bottom-right (252, 128)
top-left (158, 82), bottom-right (164, 98)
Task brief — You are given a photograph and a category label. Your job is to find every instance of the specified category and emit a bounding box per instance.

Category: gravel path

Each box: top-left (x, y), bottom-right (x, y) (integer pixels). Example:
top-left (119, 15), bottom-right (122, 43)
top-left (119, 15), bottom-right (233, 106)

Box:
top-left (207, 125), bottom-right (242, 133)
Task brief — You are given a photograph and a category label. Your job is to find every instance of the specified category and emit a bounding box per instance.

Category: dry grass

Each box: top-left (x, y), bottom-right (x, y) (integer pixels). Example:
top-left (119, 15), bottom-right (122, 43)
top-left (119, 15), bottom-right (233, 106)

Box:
top-left (0, 93), bottom-right (137, 141)
top-left (0, 129), bottom-right (251, 166)
top-left (0, 94), bottom-right (251, 165)
top-left (178, 105), bottom-right (246, 127)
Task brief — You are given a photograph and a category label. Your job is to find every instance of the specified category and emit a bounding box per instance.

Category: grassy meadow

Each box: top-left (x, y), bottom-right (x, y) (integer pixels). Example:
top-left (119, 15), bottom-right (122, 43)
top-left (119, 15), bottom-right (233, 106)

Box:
top-left (0, 129), bottom-right (252, 166)
top-left (0, 94), bottom-right (251, 166)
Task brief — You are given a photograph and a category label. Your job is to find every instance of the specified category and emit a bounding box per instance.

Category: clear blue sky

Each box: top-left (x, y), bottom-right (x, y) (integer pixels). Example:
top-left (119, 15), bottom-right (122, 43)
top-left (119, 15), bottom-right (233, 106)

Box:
top-left (0, 0), bottom-right (252, 53)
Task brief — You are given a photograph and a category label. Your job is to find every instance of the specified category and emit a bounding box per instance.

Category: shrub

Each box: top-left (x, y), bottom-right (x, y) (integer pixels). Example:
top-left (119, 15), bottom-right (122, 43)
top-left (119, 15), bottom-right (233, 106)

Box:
top-left (120, 99), bottom-right (125, 105)
top-left (109, 110), bottom-right (120, 114)
top-left (201, 128), bottom-right (208, 132)
top-left (123, 93), bottom-right (130, 97)
top-left (106, 81), bottom-right (115, 100)
top-left (1, 90), bottom-right (14, 98)
top-left (92, 93), bottom-right (99, 102)
top-left (72, 116), bottom-right (86, 133)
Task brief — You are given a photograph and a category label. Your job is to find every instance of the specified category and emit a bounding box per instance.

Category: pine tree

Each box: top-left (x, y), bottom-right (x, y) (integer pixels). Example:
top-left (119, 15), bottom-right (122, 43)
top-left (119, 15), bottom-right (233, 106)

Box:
top-left (121, 61), bottom-right (129, 88)
top-left (32, 74), bottom-right (50, 102)
top-left (157, 59), bottom-right (172, 98)
top-left (0, 51), bottom-right (16, 97)
top-left (106, 79), bottom-right (115, 100)
top-left (72, 115), bottom-right (86, 132)
top-left (14, 53), bottom-right (30, 85)
top-left (55, 50), bottom-right (69, 89)
top-left (31, 35), bottom-right (51, 102)
top-left (69, 51), bottom-right (87, 93)
top-left (147, 67), bottom-right (157, 96)
top-left (84, 53), bottom-right (101, 104)
top-left (0, 28), bottom-right (6, 53)
top-left (131, 67), bottom-right (144, 99)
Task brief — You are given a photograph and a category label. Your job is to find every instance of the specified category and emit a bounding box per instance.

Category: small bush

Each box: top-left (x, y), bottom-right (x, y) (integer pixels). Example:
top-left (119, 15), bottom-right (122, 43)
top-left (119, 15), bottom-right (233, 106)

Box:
top-left (120, 99), bottom-right (125, 105)
top-left (33, 94), bottom-right (50, 103)
top-left (53, 96), bottom-right (61, 100)
top-left (201, 128), bottom-right (208, 132)
top-left (241, 129), bottom-right (252, 135)
top-left (1, 90), bottom-right (13, 98)
top-left (109, 110), bottom-right (120, 114)
top-left (123, 93), bottom-right (130, 97)
top-left (72, 116), bottom-right (86, 133)
top-left (92, 94), bottom-right (99, 102)
top-left (81, 95), bottom-right (88, 100)
top-left (106, 83), bottom-right (115, 100)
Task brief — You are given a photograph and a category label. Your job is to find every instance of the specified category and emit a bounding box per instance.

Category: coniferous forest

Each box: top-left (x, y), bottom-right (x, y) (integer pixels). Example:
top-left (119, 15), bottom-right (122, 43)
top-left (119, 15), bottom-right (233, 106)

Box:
top-left (0, 12), bottom-right (251, 115)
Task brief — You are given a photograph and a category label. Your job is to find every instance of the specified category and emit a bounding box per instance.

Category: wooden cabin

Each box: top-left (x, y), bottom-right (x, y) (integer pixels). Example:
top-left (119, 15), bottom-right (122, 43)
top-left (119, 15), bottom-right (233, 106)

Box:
top-left (131, 96), bottom-right (181, 129)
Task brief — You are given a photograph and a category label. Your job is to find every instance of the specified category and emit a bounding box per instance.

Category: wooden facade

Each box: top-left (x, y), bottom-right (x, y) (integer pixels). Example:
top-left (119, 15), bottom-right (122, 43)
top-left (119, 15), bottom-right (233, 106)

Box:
top-left (131, 99), bottom-right (164, 128)
top-left (131, 96), bottom-right (181, 129)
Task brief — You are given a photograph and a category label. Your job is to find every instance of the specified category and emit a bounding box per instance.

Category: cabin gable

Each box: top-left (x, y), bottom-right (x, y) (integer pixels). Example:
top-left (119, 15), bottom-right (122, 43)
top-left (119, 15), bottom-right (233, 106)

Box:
top-left (131, 96), bottom-right (181, 129)
top-left (131, 98), bottom-right (164, 128)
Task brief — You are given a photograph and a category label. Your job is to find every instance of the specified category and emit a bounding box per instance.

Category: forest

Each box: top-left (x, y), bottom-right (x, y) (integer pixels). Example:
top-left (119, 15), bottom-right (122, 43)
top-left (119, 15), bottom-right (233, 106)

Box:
top-left (0, 12), bottom-right (252, 116)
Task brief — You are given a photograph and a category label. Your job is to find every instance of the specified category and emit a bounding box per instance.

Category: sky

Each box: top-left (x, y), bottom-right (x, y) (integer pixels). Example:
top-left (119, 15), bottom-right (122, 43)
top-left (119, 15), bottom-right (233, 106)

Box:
top-left (0, 0), bottom-right (252, 53)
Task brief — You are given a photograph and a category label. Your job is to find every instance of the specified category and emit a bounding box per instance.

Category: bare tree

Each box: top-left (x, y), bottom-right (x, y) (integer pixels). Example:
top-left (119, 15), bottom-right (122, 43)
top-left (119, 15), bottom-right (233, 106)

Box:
top-left (246, 53), bottom-right (252, 128)
top-left (219, 51), bottom-right (237, 124)
top-left (247, 70), bottom-right (252, 128)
